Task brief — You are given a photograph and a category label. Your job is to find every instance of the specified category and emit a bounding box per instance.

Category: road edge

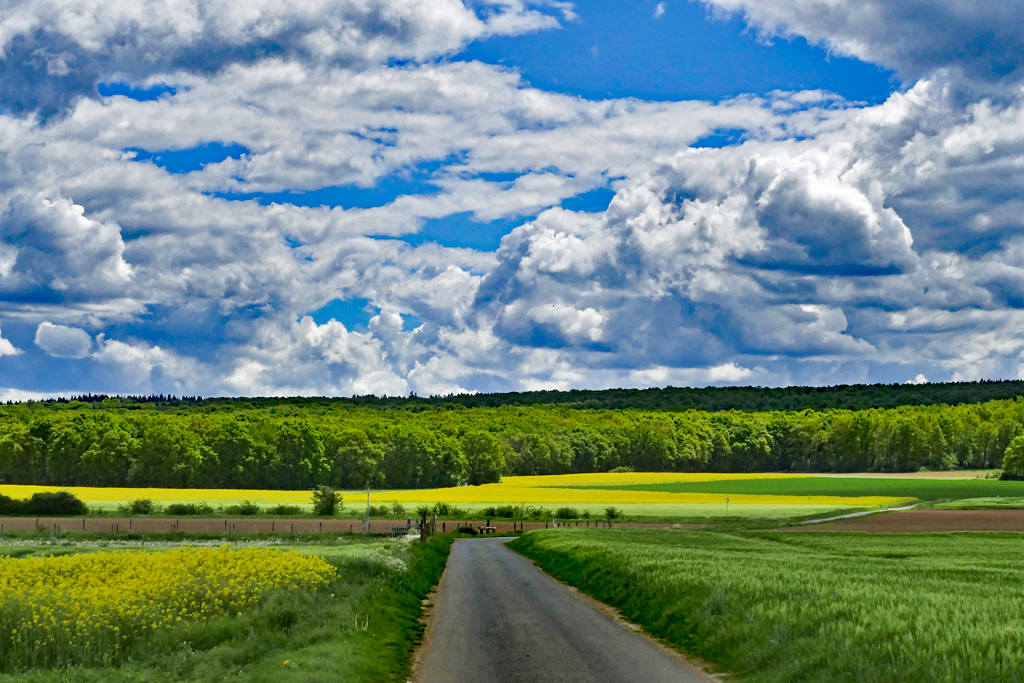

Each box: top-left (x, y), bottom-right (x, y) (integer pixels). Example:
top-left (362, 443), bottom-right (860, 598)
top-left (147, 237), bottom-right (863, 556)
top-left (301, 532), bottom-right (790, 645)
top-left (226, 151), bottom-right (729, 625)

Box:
top-left (407, 537), bottom-right (459, 683)
top-left (507, 537), bottom-right (727, 683)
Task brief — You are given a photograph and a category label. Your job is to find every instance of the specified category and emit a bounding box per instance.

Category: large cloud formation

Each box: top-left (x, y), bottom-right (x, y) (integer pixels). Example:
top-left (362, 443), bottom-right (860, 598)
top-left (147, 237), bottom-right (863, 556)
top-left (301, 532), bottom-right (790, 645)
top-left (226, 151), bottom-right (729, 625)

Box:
top-left (701, 0), bottom-right (1024, 84)
top-left (0, 0), bottom-right (1023, 396)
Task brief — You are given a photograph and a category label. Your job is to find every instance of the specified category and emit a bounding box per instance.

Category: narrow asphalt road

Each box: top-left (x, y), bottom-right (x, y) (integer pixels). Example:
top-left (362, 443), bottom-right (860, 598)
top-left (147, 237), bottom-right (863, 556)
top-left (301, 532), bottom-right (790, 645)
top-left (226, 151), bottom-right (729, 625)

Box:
top-left (415, 537), bottom-right (710, 683)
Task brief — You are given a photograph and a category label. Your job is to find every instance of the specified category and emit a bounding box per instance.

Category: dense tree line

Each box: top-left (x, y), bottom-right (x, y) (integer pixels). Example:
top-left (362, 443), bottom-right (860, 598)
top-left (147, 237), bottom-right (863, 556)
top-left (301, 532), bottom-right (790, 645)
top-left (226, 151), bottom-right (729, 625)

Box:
top-left (24, 379), bottom-right (1024, 413)
top-left (2, 397), bottom-right (1024, 489)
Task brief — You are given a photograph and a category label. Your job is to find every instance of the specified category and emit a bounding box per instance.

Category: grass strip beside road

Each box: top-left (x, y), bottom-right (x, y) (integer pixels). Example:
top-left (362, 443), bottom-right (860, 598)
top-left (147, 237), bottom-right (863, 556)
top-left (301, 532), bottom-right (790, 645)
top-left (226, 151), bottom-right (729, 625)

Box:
top-left (511, 528), bottom-right (1024, 683)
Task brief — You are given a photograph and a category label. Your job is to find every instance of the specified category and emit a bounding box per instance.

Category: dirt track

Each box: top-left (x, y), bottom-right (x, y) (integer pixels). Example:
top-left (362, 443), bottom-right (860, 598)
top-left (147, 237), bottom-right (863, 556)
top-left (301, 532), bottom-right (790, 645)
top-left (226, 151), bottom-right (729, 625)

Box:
top-left (0, 516), bottom-right (702, 535)
top-left (797, 509), bottom-right (1024, 532)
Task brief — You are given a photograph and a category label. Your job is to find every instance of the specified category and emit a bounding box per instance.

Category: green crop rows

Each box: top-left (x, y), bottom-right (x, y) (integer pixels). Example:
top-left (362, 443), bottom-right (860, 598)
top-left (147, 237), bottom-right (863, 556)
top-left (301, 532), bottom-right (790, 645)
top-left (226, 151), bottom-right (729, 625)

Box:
top-left (564, 476), bottom-right (1024, 501)
top-left (512, 529), bottom-right (1024, 683)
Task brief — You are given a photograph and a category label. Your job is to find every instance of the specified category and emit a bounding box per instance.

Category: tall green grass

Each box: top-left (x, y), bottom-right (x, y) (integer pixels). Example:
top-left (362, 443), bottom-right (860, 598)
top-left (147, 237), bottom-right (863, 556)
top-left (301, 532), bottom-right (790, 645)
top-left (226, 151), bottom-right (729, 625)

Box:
top-left (567, 476), bottom-right (1024, 500)
top-left (512, 529), bottom-right (1024, 683)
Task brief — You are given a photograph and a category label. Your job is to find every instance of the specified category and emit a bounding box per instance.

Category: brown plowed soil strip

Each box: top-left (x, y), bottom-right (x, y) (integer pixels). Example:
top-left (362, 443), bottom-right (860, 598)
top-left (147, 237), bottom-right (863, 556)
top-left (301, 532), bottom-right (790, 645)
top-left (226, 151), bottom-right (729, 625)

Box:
top-left (793, 509), bottom-right (1024, 533)
top-left (0, 517), bottom-right (706, 535)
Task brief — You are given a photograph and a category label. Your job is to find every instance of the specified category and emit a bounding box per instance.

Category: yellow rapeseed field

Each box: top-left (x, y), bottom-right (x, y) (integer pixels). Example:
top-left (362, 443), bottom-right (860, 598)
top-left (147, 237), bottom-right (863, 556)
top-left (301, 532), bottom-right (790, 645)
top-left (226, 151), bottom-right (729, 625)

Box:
top-left (344, 473), bottom-right (907, 507)
top-left (0, 484), bottom-right (313, 506)
top-left (0, 472), bottom-right (910, 510)
top-left (0, 547), bottom-right (336, 669)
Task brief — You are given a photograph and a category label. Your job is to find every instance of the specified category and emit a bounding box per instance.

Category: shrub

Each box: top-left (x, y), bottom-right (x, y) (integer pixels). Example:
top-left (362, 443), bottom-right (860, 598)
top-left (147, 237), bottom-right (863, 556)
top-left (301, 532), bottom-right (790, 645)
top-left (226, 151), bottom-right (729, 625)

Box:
top-left (555, 507), bottom-right (580, 519)
top-left (368, 504), bottom-right (391, 517)
top-left (118, 498), bottom-right (156, 515)
top-left (456, 526), bottom-right (478, 535)
top-left (416, 505), bottom-right (431, 518)
top-left (528, 507), bottom-right (547, 519)
top-left (390, 502), bottom-right (406, 516)
top-left (165, 502), bottom-right (214, 516)
top-left (604, 506), bottom-right (622, 521)
top-left (23, 491), bottom-right (88, 516)
top-left (481, 505), bottom-right (516, 518)
top-left (225, 500), bottom-right (261, 515)
top-left (0, 491), bottom-right (97, 518)
top-left (608, 466), bottom-right (634, 473)
top-left (351, 547), bottom-right (409, 575)
top-left (268, 504), bottom-right (303, 516)
top-left (311, 485), bottom-right (342, 516)
top-left (0, 494), bottom-right (22, 515)
top-left (431, 502), bottom-right (464, 517)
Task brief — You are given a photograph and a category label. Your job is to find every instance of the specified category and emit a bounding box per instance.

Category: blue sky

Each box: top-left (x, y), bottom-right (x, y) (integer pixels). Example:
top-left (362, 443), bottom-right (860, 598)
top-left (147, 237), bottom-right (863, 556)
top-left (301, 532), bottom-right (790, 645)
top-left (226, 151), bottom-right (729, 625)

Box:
top-left (461, 1), bottom-right (895, 103)
top-left (0, 0), bottom-right (1022, 398)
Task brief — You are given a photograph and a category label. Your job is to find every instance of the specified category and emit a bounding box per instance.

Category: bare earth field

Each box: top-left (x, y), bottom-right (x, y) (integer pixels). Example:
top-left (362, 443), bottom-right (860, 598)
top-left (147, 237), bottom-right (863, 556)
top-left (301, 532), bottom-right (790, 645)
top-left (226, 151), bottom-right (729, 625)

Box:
top-left (0, 516), bottom-right (703, 534)
top-left (798, 509), bottom-right (1024, 532)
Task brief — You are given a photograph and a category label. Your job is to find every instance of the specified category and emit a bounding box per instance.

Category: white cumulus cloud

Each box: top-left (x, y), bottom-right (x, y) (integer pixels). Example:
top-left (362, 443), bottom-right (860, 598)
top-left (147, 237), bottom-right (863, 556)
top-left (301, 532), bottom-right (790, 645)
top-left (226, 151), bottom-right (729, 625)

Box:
top-left (34, 322), bottom-right (91, 358)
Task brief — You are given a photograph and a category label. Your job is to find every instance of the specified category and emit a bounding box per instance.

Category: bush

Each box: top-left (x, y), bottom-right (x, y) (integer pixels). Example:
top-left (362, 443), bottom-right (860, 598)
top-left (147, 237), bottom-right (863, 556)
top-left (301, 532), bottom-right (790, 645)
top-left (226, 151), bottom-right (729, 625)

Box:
top-left (431, 502), bottom-right (464, 517)
top-left (456, 526), bottom-right (478, 535)
top-left (0, 492), bottom-right (86, 516)
top-left (165, 502), bottom-right (214, 516)
top-left (311, 485), bottom-right (342, 516)
top-left (528, 507), bottom-right (547, 519)
top-left (118, 498), bottom-right (156, 515)
top-left (481, 505), bottom-right (517, 518)
top-left (267, 504), bottom-right (303, 516)
top-left (604, 506), bottom-right (622, 521)
top-left (608, 466), bottom-right (634, 473)
top-left (555, 507), bottom-right (580, 519)
top-left (368, 504), bottom-right (391, 517)
top-left (23, 491), bottom-right (88, 516)
top-left (0, 494), bottom-right (21, 515)
top-left (225, 500), bottom-right (261, 515)
top-left (390, 502), bottom-right (406, 516)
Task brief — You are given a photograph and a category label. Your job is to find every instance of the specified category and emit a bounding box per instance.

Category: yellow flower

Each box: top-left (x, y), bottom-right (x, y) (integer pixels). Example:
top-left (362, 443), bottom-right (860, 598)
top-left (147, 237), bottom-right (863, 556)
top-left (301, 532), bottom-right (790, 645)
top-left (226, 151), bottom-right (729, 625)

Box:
top-left (0, 547), bottom-right (336, 668)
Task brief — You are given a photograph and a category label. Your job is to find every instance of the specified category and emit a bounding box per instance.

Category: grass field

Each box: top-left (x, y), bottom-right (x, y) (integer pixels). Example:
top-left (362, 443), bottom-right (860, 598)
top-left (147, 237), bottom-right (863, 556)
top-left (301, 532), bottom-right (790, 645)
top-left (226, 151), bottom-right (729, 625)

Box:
top-left (0, 534), bottom-right (452, 682)
top-left (512, 528), bottom-right (1024, 683)
top-left (933, 497), bottom-right (1024, 509)
top-left (565, 476), bottom-right (1024, 501)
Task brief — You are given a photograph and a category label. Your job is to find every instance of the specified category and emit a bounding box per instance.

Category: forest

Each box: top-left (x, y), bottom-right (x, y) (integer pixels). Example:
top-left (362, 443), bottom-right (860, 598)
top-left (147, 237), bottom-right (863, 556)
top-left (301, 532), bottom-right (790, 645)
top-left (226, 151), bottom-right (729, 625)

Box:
top-left (2, 387), bottom-right (1024, 489)
top-left (46, 378), bottom-right (1024, 412)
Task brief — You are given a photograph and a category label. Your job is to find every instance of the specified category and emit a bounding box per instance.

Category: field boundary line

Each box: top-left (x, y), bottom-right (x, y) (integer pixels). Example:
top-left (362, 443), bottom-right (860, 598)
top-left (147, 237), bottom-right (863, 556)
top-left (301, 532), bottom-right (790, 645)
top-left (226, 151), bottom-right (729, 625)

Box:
top-left (791, 503), bottom-right (920, 526)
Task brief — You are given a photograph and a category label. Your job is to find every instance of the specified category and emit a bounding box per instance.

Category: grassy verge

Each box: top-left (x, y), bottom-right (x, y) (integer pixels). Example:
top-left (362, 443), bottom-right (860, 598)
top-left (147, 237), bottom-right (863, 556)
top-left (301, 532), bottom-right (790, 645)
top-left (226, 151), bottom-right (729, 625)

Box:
top-left (0, 535), bottom-right (452, 683)
top-left (511, 528), bottom-right (1024, 682)
top-left (932, 497), bottom-right (1024, 509)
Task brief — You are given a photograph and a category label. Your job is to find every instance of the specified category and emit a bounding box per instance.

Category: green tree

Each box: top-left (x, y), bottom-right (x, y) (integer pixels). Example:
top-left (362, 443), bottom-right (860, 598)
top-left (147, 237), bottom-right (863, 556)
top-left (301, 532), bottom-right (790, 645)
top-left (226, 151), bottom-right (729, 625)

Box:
top-left (324, 427), bottom-right (384, 488)
top-left (80, 428), bottom-right (136, 487)
top-left (1001, 434), bottom-right (1024, 479)
top-left (461, 431), bottom-right (505, 485)
top-left (311, 485), bottom-right (342, 515)
top-left (129, 419), bottom-right (206, 487)
top-left (273, 420), bottom-right (325, 489)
